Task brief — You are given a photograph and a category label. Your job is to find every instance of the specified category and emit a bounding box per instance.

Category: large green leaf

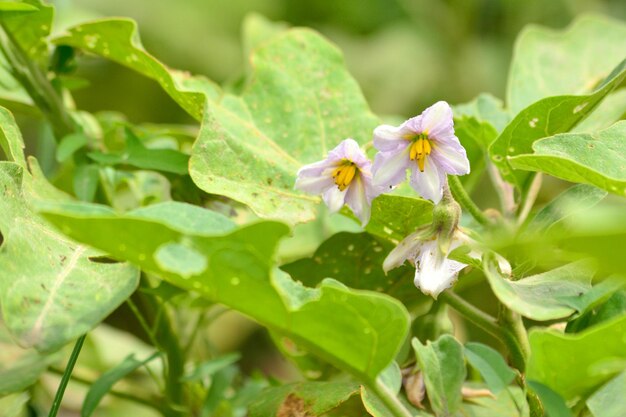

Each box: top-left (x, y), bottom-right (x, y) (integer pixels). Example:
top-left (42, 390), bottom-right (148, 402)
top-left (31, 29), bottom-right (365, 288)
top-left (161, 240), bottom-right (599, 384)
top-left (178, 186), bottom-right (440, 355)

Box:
top-left (189, 28), bottom-right (379, 224)
top-left (509, 121), bottom-right (626, 197)
top-left (483, 257), bottom-right (595, 321)
top-left (40, 201), bottom-right (410, 381)
top-left (527, 314), bottom-right (626, 401)
top-left (586, 371), bottom-right (626, 417)
top-left (249, 381), bottom-right (359, 417)
top-left (281, 232), bottom-right (425, 307)
top-left (364, 195), bottom-right (433, 242)
top-left (53, 19), bottom-right (209, 120)
top-left (507, 14), bottom-right (626, 114)
top-left (412, 335), bottom-right (466, 416)
top-left (0, 106), bottom-right (26, 167)
top-left (0, 163), bottom-right (139, 351)
top-left (489, 60), bottom-right (626, 189)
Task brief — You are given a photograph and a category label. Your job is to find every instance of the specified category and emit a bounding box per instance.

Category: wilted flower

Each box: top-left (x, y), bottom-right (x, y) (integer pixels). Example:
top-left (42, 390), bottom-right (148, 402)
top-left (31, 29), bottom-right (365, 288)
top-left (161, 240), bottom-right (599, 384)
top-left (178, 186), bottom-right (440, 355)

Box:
top-left (372, 101), bottom-right (470, 203)
top-left (295, 138), bottom-right (380, 225)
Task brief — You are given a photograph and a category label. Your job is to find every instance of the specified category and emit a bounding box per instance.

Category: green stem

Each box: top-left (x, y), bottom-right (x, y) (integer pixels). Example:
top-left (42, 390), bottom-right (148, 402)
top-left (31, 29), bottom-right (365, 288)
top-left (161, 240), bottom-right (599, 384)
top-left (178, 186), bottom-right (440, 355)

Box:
top-left (439, 291), bottom-right (527, 371)
top-left (48, 367), bottom-right (163, 413)
top-left (47, 334), bottom-right (86, 417)
top-left (0, 25), bottom-right (75, 138)
top-left (448, 175), bottom-right (490, 226)
top-left (369, 379), bottom-right (413, 417)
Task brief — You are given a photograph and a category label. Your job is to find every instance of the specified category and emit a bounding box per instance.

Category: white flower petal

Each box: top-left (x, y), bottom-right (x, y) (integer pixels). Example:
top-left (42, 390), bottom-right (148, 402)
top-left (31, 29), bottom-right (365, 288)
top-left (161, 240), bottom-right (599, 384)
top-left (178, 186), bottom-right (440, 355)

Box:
top-left (345, 176), bottom-right (370, 225)
top-left (420, 101), bottom-right (454, 139)
top-left (383, 232), bottom-right (426, 273)
top-left (372, 146), bottom-right (410, 189)
top-left (431, 140), bottom-right (470, 176)
top-left (373, 124), bottom-right (413, 152)
top-left (329, 138), bottom-right (369, 167)
top-left (322, 186), bottom-right (347, 213)
top-left (409, 158), bottom-right (445, 203)
top-left (295, 172), bottom-right (335, 194)
top-left (414, 240), bottom-right (467, 298)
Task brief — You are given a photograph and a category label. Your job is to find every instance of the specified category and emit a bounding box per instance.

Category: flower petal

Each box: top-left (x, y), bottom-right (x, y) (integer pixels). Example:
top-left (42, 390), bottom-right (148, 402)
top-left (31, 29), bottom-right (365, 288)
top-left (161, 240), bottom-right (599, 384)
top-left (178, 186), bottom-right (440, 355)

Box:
top-left (414, 240), bottom-right (467, 298)
top-left (420, 101), bottom-right (454, 139)
top-left (373, 124), bottom-right (413, 152)
top-left (430, 139), bottom-right (470, 176)
top-left (383, 232), bottom-right (427, 273)
top-left (345, 176), bottom-right (371, 225)
top-left (322, 186), bottom-right (347, 213)
top-left (372, 145), bottom-right (410, 189)
top-left (409, 158), bottom-right (445, 203)
top-left (327, 138), bottom-right (368, 166)
top-left (295, 171), bottom-right (335, 194)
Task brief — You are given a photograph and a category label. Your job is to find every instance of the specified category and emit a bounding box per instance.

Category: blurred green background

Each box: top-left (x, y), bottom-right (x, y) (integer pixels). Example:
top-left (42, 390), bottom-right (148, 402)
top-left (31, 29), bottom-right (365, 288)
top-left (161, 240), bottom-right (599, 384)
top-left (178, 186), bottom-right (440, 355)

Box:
top-left (52, 0), bottom-right (626, 124)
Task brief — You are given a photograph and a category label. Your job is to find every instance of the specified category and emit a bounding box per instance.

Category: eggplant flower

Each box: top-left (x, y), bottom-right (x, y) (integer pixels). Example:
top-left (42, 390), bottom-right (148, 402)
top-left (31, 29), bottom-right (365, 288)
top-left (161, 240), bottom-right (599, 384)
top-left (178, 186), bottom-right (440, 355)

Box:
top-left (382, 229), bottom-right (471, 298)
top-left (295, 138), bottom-right (380, 225)
top-left (372, 101), bottom-right (470, 203)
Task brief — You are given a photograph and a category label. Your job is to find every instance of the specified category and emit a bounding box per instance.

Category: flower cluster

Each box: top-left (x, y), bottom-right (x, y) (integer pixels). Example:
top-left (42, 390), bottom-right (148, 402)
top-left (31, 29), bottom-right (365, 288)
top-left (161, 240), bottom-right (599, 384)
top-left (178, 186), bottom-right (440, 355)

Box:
top-left (295, 100), bottom-right (471, 297)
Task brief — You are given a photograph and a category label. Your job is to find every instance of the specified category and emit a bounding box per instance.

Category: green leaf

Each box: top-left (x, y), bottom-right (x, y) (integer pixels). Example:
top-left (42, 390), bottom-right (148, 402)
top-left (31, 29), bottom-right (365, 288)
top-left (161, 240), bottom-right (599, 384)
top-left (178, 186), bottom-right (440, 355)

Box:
top-left (0, 392), bottom-right (30, 417)
top-left (73, 164), bottom-right (99, 202)
top-left (484, 257), bottom-right (595, 321)
top-left (201, 366), bottom-right (237, 416)
top-left (527, 381), bottom-right (572, 417)
top-left (574, 89), bottom-right (626, 133)
top-left (507, 14), bottom-right (626, 114)
top-left (281, 232), bottom-right (426, 307)
top-left (81, 352), bottom-right (160, 417)
top-left (0, 163), bottom-right (140, 352)
top-left (586, 371), bottom-right (626, 417)
top-left (181, 353), bottom-right (241, 382)
top-left (489, 60), bottom-right (626, 189)
top-left (508, 121), bottom-right (626, 198)
top-left (566, 288), bottom-right (626, 333)
top-left (53, 19), bottom-right (208, 120)
top-left (88, 130), bottom-right (189, 175)
top-left (242, 13), bottom-right (289, 62)
top-left (464, 343), bottom-right (516, 394)
top-left (527, 314), bottom-right (626, 401)
top-left (56, 133), bottom-right (88, 163)
top-left (0, 106), bottom-right (26, 167)
top-left (412, 335), bottom-right (466, 416)
top-left (189, 28), bottom-right (379, 224)
top-left (454, 93), bottom-right (510, 136)
top-left (0, 2), bottom-right (38, 12)
top-left (39, 201), bottom-right (410, 381)
top-left (365, 195), bottom-right (433, 242)
top-left (0, 0), bottom-right (53, 69)
top-left (249, 381), bottom-right (360, 417)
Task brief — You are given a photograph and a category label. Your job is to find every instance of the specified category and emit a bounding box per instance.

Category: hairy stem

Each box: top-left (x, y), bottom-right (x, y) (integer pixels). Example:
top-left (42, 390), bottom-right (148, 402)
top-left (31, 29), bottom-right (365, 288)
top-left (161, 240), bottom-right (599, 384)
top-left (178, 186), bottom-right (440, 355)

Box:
top-left (368, 379), bottom-right (413, 417)
top-left (448, 175), bottom-right (491, 226)
top-left (47, 334), bottom-right (86, 417)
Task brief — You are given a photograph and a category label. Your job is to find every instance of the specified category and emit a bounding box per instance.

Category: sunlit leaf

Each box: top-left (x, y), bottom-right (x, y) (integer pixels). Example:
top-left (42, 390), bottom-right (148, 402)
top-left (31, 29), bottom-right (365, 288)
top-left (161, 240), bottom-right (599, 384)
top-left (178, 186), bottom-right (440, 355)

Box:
top-left (586, 371), bottom-right (626, 417)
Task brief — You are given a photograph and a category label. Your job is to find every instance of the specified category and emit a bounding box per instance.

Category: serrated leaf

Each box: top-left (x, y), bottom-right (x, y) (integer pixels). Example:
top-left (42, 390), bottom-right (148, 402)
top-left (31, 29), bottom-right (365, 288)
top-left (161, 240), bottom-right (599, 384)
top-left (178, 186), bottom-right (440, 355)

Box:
top-left (508, 121), bottom-right (626, 198)
top-left (483, 257), bottom-right (595, 321)
top-left (39, 201), bottom-right (410, 381)
top-left (527, 314), bottom-right (626, 401)
top-left (82, 352), bottom-right (160, 417)
top-left (281, 232), bottom-right (426, 307)
top-left (53, 19), bottom-right (209, 120)
top-left (507, 14), bottom-right (626, 114)
top-left (464, 343), bottom-right (516, 394)
top-left (189, 28), bottom-right (379, 224)
top-left (249, 381), bottom-right (360, 417)
top-left (412, 335), bottom-right (466, 416)
top-left (490, 59), bottom-right (626, 189)
top-left (586, 371), bottom-right (626, 417)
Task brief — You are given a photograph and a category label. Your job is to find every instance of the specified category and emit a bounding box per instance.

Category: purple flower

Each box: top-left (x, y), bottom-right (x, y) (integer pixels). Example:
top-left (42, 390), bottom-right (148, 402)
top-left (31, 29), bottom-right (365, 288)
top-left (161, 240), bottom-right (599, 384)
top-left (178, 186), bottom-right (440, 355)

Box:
top-left (372, 101), bottom-right (470, 203)
top-left (295, 139), bottom-right (381, 225)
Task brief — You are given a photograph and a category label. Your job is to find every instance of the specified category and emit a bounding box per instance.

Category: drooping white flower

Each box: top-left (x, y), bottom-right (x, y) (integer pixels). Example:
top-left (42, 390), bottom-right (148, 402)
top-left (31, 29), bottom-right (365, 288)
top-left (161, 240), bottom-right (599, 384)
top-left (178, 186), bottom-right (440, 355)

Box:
top-left (383, 230), bottom-right (472, 298)
top-left (295, 138), bottom-right (381, 225)
top-left (372, 101), bottom-right (470, 203)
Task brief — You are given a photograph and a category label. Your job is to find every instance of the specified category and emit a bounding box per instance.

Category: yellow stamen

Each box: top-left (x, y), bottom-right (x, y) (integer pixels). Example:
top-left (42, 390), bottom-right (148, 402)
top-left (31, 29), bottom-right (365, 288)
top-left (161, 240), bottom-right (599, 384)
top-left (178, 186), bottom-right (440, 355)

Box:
top-left (408, 135), bottom-right (432, 172)
top-left (332, 162), bottom-right (358, 191)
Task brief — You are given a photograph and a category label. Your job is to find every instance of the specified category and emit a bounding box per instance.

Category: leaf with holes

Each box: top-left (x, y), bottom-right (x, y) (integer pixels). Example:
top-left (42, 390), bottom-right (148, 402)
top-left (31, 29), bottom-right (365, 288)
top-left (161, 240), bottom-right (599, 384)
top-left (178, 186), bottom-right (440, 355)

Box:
top-left (508, 121), bottom-right (626, 198)
top-left (39, 200), bottom-right (410, 382)
top-left (189, 28), bottom-right (379, 224)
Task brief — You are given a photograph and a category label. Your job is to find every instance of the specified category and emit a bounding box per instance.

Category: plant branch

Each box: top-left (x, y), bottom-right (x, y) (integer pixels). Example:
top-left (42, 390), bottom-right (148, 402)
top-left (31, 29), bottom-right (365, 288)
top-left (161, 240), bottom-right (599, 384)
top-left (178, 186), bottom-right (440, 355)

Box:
top-left (448, 175), bottom-right (491, 226)
top-left (368, 379), bottom-right (413, 417)
top-left (47, 334), bottom-right (86, 417)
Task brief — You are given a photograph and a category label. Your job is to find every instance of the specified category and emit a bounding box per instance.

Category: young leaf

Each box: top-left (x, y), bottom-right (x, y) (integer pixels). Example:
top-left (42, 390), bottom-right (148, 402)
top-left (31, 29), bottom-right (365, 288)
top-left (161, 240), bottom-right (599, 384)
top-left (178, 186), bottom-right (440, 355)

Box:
top-left (586, 371), bottom-right (626, 417)
top-left (412, 335), bottom-right (466, 416)
top-left (464, 343), bottom-right (516, 394)
top-left (181, 353), bottom-right (241, 382)
top-left (39, 201), bottom-right (410, 382)
top-left (527, 315), bottom-right (626, 401)
top-left (507, 14), bottom-right (626, 114)
top-left (509, 121), bottom-right (626, 197)
top-left (527, 381), bottom-right (573, 417)
top-left (189, 28), bottom-right (379, 224)
top-left (483, 257), bottom-right (595, 321)
top-left (249, 381), bottom-right (360, 417)
top-left (82, 352), bottom-right (160, 417)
